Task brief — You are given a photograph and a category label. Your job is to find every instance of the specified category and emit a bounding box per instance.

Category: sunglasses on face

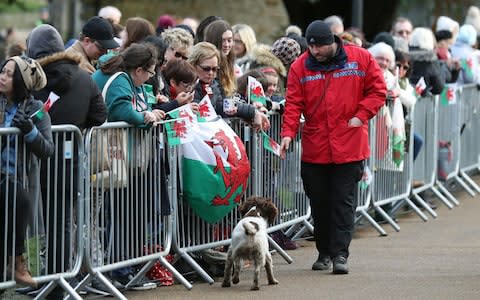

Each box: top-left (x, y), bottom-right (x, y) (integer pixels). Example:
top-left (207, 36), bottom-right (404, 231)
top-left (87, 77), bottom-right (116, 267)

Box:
top-left (173, 51), bottom-right (188, 61)
top-left (396, 63), bottom-right (410, 71)
top-left (198, 65), bottom-right (219, 73)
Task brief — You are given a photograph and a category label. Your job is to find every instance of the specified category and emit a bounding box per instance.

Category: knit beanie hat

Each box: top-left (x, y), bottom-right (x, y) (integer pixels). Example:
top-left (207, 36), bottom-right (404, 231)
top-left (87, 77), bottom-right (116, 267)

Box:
top-left (305, 20), bottom-right (334, 45)
top-left (373, 32), bottom-right (395, 49)
top-left (9, 56), bottom-right (47, 91)
top-left (465, 6), bottom-right (480, 34)
top-left (457, 24), bottom-right (477, 46)
top-left (436, 16), bottom-right (459, 34)
top-left (271, 37), bottom-right (301, 66)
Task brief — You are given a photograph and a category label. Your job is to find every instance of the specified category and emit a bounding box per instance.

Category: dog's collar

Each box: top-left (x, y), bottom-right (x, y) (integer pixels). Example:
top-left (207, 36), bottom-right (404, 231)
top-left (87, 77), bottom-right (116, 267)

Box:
top-left (245, 206), bottom-right (260, 217)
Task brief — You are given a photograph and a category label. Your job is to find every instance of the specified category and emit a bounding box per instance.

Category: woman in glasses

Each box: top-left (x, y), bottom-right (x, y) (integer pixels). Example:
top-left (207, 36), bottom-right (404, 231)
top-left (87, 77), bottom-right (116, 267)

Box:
top-left (92, 43), bottom-right (164, 124)
top-left (188, 42), bottom-right (269, 130)
top-left (161, 27), bottom-right (194, 65)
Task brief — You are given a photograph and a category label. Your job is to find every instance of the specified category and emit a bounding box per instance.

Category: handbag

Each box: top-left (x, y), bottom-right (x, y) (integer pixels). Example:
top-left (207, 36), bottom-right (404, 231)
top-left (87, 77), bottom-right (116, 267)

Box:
top-left (90, 72), bottom-right (129, 189)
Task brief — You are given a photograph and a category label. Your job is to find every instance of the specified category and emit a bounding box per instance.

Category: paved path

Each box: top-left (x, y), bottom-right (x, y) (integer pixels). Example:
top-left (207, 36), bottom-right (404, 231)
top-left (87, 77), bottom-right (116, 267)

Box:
top-left (2, 178), bottom-right (479, 300)
top-left (125, 177), bottom-right (480, 300)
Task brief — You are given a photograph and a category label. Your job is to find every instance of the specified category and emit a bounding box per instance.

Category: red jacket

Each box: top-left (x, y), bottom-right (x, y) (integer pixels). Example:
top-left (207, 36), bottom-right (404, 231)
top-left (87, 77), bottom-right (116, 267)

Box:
top-left (281, 42), bottom-right (386, 164)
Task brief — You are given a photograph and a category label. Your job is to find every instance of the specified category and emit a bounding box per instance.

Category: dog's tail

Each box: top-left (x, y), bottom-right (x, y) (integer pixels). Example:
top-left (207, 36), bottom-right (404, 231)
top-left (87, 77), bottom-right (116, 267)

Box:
top-left (243, 221), bottom-right (260, 236)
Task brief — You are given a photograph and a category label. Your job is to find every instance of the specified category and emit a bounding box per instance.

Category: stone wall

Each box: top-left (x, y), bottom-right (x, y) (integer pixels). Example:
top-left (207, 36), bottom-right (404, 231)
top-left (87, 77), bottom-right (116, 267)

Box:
top-left (99, 0), bottom-right (290, 43)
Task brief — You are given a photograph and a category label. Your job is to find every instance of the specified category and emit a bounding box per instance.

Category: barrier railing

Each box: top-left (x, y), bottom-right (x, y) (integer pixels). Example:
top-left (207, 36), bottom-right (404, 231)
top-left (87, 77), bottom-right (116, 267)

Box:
top-left (0, 128), bottom-right (28, 292)
top-left (0, 126), bottom-right (85, 299)
top-left (436, 87), bottom-right (474, 200)
top-left (458, 84), bottom-right (480, 193)
top-left (412, 96), bottom-right (454, 212)
top-left (372, 101), bottom-right (428, 232)
top-left (81, 122), bottom-right (189, 299)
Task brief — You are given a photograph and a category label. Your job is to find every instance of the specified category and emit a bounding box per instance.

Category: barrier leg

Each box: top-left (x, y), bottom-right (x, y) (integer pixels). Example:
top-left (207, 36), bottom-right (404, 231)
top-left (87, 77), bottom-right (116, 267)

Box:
top-left (403, 197), bottom-right (429, 222)
top-left (34, 281), bottom-right (57, 300)
top-left (436, 181), bottom-right (460, 206)
top-left (94, 272), bottom-right (128, 300)
top-left (454, 175), bottom-right (476, 197)
top-left (57, 277), bottom-right (82, 300)
top-left (124, 260), bottom-right (155, 289)
top-left (411, 192), bottom-right (438, 218)
top-left (430, 186), bottom-right (454, 209)
top-left (357, 209), bottom-right (387, 236)
top-left (291, 218), bottom-right (314, 241)
top-left (460, 170), bottom-right (480, 193)
top-left (374, 206), bottom-right (400, 231)
top-left (177, 250), bottom-right (214, 284)
top-left (267, 235), bottom-right (293, 264)
top-left (157, 255), bottom-right (192, 290)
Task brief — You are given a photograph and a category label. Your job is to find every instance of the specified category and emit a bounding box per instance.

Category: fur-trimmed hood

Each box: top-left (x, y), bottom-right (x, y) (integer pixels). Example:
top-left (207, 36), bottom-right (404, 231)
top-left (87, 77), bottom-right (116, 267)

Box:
top-left (245, 44), bottom-right (287, 77)
top-left (36, 51), bottom-right (82, 67)
top-left (408, 47), bottom-right (438, 62)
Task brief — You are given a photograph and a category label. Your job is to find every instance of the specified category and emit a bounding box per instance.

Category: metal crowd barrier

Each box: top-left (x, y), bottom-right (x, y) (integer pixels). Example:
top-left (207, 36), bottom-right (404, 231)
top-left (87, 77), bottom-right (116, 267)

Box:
top-left (412, 95), bottom-right (454, 212)
top-left (436, 87), bottom-right (475, 199)
top-left (0, 126), bottom-right (84, 300)
top-left (80, 122), bottom-right (189, 299)
top-left (171, 115), bottom-right (309, 284)
top-left (250, 113), bottom-right (309, 256)
top-left (458, 84), bottom-right (480, 193)
top-left (354, 119), bottom-right (387, 236)
top-left (0, 128), bottom-right (28, 292)
top-left (372, 101), bottom-right (428, 232)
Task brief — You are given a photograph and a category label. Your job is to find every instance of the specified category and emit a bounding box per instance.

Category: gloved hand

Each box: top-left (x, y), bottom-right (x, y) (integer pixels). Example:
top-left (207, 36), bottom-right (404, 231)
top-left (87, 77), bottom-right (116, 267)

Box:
top-left (12, 108), bottom-right (34, 134)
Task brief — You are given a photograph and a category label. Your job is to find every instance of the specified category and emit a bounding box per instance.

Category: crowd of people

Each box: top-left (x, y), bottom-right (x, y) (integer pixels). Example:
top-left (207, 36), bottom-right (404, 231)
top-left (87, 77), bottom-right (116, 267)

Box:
top-left (1, 4), bottom-right (480, 299)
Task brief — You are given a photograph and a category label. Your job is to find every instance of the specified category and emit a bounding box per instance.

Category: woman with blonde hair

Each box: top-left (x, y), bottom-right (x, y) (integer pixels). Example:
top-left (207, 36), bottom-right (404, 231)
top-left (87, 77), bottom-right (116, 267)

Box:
top-left (188, 42), bottom-right (269, 130)
top-left (232, 23), bottom-right (257, 73)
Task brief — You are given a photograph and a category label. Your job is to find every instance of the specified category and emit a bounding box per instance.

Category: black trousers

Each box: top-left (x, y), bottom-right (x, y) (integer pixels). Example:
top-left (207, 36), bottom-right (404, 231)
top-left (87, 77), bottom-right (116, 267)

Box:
top-left (301, 160), bottom-right (363, 258)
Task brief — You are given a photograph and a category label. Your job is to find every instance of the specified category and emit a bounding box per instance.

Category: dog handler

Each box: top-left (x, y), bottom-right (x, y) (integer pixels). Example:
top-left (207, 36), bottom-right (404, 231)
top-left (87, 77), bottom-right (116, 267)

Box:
top-left (280, 20), bottom-right (386, 274)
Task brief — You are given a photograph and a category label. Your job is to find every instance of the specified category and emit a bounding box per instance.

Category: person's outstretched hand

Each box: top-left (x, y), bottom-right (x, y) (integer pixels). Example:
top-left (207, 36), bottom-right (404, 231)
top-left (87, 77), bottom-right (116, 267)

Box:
top-left (280, 137), bottom-right (292, 159)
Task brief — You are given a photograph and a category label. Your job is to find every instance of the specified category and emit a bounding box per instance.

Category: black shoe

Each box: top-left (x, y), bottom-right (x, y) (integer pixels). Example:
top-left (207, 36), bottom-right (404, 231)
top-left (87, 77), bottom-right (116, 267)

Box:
top-left (332, 256), bottom-right (348, 274)
top-left (312, 255), bottom-right (331, 271)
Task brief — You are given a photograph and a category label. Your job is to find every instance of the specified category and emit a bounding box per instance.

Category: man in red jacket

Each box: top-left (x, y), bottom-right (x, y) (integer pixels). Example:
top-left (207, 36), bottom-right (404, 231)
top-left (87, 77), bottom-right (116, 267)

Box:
top-left (280, 20), bottom-right (386, 274)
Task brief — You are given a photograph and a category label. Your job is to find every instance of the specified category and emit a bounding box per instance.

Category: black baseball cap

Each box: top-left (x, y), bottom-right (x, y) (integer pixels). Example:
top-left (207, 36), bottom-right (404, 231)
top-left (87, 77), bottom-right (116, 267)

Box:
top-left (82, 16), bottom-right (119, 49)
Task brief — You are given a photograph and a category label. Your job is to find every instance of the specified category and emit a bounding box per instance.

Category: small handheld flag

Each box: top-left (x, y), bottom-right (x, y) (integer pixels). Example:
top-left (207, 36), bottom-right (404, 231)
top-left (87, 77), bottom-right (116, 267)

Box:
top-left (261, 131), bottom-right (281, 156)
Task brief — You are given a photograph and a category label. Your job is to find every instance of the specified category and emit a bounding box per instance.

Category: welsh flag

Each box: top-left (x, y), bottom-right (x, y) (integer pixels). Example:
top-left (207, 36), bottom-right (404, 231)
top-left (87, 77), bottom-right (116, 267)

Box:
top-left (181, 118), bottom-right (250, 223)
top-left (440, 84), bottom-right (457, 106)
top-left (197, 95), bottom-right (218, 122)
top-left (44, 91), bottom-right (60, 112)
top-left (460, 58), bottom-right (473, 79)
top-left (164, 118), bottom-right (194, 146)
top-left (247, 76), bottom-right (268, 105)
top-left (261, 131), bottom-right (281, 156)
top-left (414, 77), bottom-right (427, 97)
top-left (30, 106), bottom-right (47, 122)
top-left (391, 127), bottom-right (405, 168)
top-left (166, 104), bottom-right (197, 125)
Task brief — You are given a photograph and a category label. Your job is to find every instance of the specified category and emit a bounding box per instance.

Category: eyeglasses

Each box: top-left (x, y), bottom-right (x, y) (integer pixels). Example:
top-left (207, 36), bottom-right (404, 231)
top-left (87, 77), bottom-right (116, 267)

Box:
top-left (198, 65), bottom-right (219, 73)
top-left (173, 49), bottom-right (188, 60)
top-left (396, 63), bottom-right (410, 71)
top-left (145, 69), bottom-right (156, 77)
top-left (0, 68), bottom-right (14, 78)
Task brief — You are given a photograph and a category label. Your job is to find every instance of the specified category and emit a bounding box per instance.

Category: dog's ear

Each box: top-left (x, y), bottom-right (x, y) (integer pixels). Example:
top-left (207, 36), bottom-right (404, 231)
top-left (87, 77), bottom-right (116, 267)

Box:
top-left (239, 196), bottom-right (259, 216)
top-left (258, 197), bottom-right (278, 224)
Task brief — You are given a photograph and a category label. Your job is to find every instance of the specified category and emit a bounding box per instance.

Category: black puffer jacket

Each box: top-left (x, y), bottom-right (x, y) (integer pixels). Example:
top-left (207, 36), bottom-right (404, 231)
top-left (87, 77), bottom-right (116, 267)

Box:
top-left (408, 47), bottom-right (445, 95)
